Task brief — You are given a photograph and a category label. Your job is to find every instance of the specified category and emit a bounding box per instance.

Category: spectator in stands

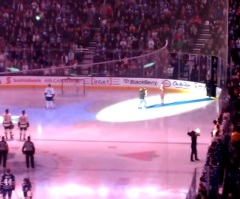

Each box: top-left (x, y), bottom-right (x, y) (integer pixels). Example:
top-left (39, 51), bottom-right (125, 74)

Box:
top-left (197, 181), bottom-right (208, 199)
top-left (211, 125), bottom-right (222, 143)
top-left (190, 64), bottom-right (199, 82)
top-left (61, 52), bottom-right (69, 66)
top-left (50, 62), bottom-right (57, 76)
top-left (22, 61), bottom-right (29, 75)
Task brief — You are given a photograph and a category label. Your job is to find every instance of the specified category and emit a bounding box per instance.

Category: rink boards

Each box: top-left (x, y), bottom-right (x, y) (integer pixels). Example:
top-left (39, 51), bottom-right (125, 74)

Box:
top-left (0, 76), bottom-right (221, 97)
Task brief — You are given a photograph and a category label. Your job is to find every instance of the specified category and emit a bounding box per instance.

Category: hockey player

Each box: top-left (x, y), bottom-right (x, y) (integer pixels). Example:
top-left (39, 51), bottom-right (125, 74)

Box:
top-left (18, 110), bottom-right (30, 141)
top-left (44, 84), bottom-right (55, 109)
top-left (22, 178), bottom-right (32, 199)
top-left (2, 109), bottom-right (14, 140)
top-left (1, 168), bottom-right (15, 199)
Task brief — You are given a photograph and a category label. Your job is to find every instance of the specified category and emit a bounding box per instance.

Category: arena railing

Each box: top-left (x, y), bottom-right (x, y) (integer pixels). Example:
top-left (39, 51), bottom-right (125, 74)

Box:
top-left (0, 40), bottom-right (168, 76)
top-left (186, 167), bottom-right (197, 199)
top-left (0, 41), bottom-right (227, 89)
top-left (0, 40), bottom-right (229, 100)
top-left (186, 165), bottom-right (221, 199)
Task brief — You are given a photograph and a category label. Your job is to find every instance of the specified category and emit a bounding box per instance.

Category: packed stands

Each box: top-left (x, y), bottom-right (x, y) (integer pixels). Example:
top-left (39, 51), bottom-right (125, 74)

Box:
top-left (0, 0), bottom-right (219, 77)
top-left (0, 0), bottom-right (102, 74)
top-left (95, 0), bottom-right (209, 61)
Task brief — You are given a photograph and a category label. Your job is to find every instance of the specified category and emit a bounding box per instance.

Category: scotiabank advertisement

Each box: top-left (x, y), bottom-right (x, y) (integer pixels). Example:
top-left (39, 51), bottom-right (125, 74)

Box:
top-left (0, 76), bottom-right (211, 96)
top-left (2, 76), bottom-right (73, 85)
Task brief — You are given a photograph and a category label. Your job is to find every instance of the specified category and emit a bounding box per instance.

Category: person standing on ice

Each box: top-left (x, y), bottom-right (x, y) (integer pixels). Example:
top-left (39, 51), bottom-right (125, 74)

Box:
top-left (44, 84), bottom-right (55, 109)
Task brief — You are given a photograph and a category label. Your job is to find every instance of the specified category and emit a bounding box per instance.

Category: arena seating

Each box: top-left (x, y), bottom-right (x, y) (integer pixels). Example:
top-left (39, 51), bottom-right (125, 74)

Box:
top-left (0, 0), bottom-right (102, 74)
top-left (0, 0), bottom-right (210, 76)
top-left (229, 0), bottom-right (240, 67)
top-left (196, 77), bottom-right (240, 199)
top-left (94, 0), bottom-right (208, 62)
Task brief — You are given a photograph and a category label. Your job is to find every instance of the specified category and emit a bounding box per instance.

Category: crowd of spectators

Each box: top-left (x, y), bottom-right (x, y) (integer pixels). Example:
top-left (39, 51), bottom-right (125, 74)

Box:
top-left (91, 0), bottom-right (209, 76)
top-left (91, 0), bottom-right (227, 79)
top-left (0, 0), bottom-right (229, 79)
top-left (167, 53), bottom-right (209, 82)
top-left (97, 0), bottom-right (208, 55)
top-left (228, 0), bottom-right (240, 68)
top-left (196, 75), bottom-right (240, 199)
top-left (196, 108), bottom-right (231, 199)
top-left (0, 0), bottom-right (219, 77)
top-left (0, 0), bottom-right (103, 74)
top-left (200, 0), bottom-right (227, 59)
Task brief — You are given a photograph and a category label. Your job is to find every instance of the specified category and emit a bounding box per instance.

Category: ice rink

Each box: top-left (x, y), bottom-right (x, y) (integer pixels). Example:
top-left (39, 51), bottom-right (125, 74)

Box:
top-left (0, 87), bottom-right (220, 199)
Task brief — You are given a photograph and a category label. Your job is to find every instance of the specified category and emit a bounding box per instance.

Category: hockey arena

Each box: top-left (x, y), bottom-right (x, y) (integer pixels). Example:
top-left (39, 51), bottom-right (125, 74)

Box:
top-left (0, 85), bottom-right (219, 199)
top-left (0, 0), bottom-right (231, 198)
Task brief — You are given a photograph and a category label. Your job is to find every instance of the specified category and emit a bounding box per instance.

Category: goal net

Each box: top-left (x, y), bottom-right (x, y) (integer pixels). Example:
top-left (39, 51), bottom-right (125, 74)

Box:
top-left (61, 78), bottom-right (85, 96)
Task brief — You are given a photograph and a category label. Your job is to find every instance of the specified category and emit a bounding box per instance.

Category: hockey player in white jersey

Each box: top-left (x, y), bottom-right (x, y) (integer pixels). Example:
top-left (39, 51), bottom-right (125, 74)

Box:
top-left (44, 84), bottom-right (55, 109)
top-left (18, 110), bottom-right (29, 141)
top-left (2, 109), bottom-right (14, 140)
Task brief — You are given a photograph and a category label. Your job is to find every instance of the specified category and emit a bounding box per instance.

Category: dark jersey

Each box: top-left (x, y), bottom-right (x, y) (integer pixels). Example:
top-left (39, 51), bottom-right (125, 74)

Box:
top-left (139, 89), bottom-right (146, 99)
top-left (22, 180), bottom-right (31, 192)
top-left (1, 173), bottom-right (15, 190)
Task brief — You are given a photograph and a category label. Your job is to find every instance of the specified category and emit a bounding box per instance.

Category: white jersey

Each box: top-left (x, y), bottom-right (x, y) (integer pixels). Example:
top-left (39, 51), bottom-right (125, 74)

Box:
top-left (3, 113), bottom-right (12, 126)
top-left (44, 87), bottom-right (55, 97)
top-left (19, 114), bottom-right (29, 128)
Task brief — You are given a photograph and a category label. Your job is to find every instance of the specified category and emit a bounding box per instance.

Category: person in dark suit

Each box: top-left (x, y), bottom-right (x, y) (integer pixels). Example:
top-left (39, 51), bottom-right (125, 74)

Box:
top-left (0, 136), bottom-right (8, 168)
top-left (188, 129), bottom-right (200, 162)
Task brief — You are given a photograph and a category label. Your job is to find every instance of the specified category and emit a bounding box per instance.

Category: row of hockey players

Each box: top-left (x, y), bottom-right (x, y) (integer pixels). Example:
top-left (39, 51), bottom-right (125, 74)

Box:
top-left (2, 84), bottom-right (55, 141)
top-left (2, 109), bottom-right (29, 141)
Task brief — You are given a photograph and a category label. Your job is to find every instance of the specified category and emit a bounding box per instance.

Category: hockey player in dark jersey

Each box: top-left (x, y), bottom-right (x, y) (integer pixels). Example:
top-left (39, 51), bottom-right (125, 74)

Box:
top-left (0, 168), bottom-right (15, 199)
top-left (22, 178), bottom-right (32, 199)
